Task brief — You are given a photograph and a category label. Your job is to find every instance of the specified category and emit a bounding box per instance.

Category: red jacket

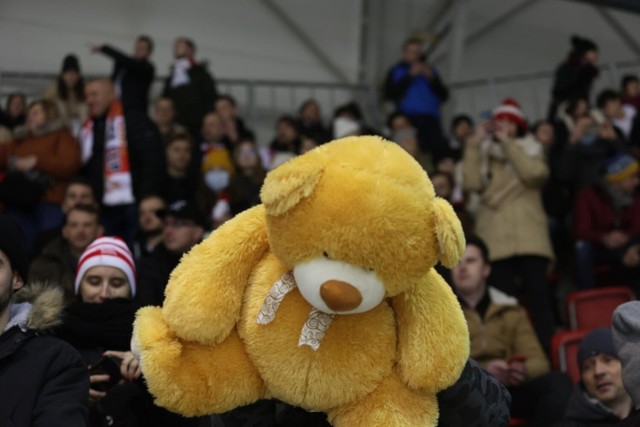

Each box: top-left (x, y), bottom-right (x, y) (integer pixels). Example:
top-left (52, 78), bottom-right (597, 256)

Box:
top-left (573, 185), bottom-right (640, 244)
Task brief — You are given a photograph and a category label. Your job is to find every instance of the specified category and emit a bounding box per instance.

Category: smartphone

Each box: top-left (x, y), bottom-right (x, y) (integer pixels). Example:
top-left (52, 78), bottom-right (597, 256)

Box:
top-left (88, 356), bottom-right (122, 391)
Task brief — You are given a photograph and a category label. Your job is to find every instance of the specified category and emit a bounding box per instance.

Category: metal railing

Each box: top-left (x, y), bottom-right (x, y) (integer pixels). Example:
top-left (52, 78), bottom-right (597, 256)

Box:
top-left (2, 57), bottom-right (639, 140)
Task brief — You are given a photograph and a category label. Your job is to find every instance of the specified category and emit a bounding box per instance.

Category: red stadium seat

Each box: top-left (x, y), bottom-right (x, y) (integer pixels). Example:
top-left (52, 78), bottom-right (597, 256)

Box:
top-left (551, 329), bottom-right (588, 384)
top-left (565, 286), bottom-right (636, 330)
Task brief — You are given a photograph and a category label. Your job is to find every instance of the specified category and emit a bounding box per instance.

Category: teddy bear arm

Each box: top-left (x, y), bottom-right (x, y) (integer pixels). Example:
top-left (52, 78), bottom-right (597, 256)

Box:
top-left (162, 205), bottom-right (271, 345)
top-left (134, 306), bottom-right (266, 416)
top-left (392, 269), bottom-right (470, 393)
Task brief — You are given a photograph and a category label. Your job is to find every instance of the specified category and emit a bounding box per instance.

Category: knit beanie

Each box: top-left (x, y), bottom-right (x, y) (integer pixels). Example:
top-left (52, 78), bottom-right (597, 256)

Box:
top-left (0, 215), bottom-right (29, 282)
top-left (612, 301), bottom-right (640, 410)
top-left (492, 98), bottom-right (527, 131)
top-left (605, 153), bottom-right (639, 184)
top-left (61, 54), bottom-right (81, 73)
top-left (74, 237), bottom-right (136, 297)
top-left (577, 328), bottom-right (617, 369)
top-left (202, 148), bottom-right (235, 175)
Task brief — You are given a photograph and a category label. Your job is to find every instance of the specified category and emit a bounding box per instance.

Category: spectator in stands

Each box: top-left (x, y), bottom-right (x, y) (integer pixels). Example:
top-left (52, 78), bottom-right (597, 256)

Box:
top-left (162, 37), bottom-right (218, 139)
top-left (387, 111), bottom-right (414, 133)
top-left (559, 328), bottom-right (632, 426)
top-left (384, 37), bottom-right (449, 162)
top-left (298, 99), bottom-right (328, 142)
top-left (447, 114), bottom-right (474, 161)
top-left (298, 131), bottom-right (325, 155)
top-left (612, 301), bottom-right (640, 426)
top-left (215, 94), bottom-right (254, 147)
top-left (573, 153), bottom-right (640, 290)
top-left (55, 236), bottom-right (201, 426)
top-left (432, 169), bottom-right (473, 237)
top-left (228, 137), bottom-right (266, 215)
top-left (593, 89), bottom-right (636, 142)
top-left (43, 54), bottom-right (87, 135)
top-left (392, 127), bottom-right (430, 171)
top-left (0, 214), bottom-right (89, 426)
top-left (463, 98), bottom-right (555, 353)
top-left (153, 97), bottom-right (187, 147)
top-left (29, 204), bottom-right (103, 302)
top-left (199, 146), bottom-right (235, 229)
top-left (452, 236), bottom-right (571, 426)
top-left (534, 120), bottom-right (572, 267)
top-left (80, 78), bottom-right (165, 242)
top-left (136, 200), bottom-right (206, 307)
top-left (260, 115), bottom-right (299, 170)
top-left (0, 92), bottom-right (27, 131)
top-left (165, 132), bottom-right (198, 203)
top-left (91, 35), bottom-right (155, 114)
top-left (200, 111), bottom-right (231, 158)
top-left (549, 35), bottom-right (599, 120)
top-left (331, 101), bottom-right (377, 139)
top-left (554, 97), bottom-right (590, 147)
top-left (131, 195), bottom-right (166, 262)
top-left (33, 177), bottom-right (97, 256)
top-left (0, 99), bottom-right (81, 252)
top-left (621, 75), bottom-right (640, 110)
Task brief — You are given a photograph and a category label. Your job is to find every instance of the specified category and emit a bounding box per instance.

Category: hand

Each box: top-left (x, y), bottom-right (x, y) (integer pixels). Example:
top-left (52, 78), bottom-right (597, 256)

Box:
top-left (485, 359), bottom-right (510, 385)
top-left (89, 374), bottom-right (109, 403)
top-left (507, 360), bottom-right (528, 387)
top-left (421, 63), bottom-right (433, 79)
top-left (466, 121), bottom-right (490, 146)
top-left (103, 350), bottom-right (142, 382)
top-left (494, 121), bottom-right (512, 144)
top-left (598, 123), bottom-right (617, 141)
top-left (13, 156), bottom-right (37, 172)
top-left (622, 245), bottom-right (640, 268)
top-left (603, 231), bottom-right (629, 249)
top-left (409, 63), bottom-right (423, 76)
top-left (569, 120), bottom-right (590, 145)
top-left (89, 44), bottom-right (102, 54)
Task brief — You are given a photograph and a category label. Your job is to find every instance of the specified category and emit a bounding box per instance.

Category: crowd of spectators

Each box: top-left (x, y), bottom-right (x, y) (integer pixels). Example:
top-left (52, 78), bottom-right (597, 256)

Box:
top-left (0, 31), bottom-right (639, 426)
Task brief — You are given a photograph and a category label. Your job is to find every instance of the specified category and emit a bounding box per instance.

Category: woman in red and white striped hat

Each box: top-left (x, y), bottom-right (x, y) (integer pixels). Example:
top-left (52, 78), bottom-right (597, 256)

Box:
top-left (462, 98), bottom-right (556, 354)
top-left (75, 236), bottom-right (136, 303)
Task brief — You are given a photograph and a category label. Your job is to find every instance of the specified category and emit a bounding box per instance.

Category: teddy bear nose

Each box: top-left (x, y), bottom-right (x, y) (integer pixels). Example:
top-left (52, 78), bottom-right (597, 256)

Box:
top-left (320, 280), bottom-right (362, 312)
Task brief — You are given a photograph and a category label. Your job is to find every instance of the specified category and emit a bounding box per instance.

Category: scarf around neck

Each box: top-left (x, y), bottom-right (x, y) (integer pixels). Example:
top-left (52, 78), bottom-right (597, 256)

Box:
top-left (80, 100), bottom-right (135, 206)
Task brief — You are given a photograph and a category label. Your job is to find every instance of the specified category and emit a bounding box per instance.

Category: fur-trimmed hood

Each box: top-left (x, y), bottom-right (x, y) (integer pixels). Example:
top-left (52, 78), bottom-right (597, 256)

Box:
top-left (12, 119), bottom-right (67, 140)
top-left (5, 283), bottom-right (65, 333)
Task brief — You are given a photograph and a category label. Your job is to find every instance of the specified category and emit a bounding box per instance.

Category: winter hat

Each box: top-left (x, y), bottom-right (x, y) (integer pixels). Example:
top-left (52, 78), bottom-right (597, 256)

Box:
top-left (158, 199), bottom-right (208, 229)
top-left (612, 301), bottom-right (640, 410)
top-left (61, 54), bottom-right (81, 73)
top-left (0, 215), bottom-right (29, 282)
top-left (577, 328), bottom-right (617, 369)
top-left (605, 153), bottom-right (639, 184)
top-left (74, 237), bottom-right (136, 297)
top-left (202, 148), bottom-right (235, 175)
top-left (571, 35), bottom-right (598, 55)
top-left (492, 98), bottom-right (527, 131)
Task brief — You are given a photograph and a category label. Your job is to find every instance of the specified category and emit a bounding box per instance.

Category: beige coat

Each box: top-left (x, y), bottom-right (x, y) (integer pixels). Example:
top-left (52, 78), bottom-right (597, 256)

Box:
top-left (463, 287), bottom-right (550, 381)
top-left (463, 135), bottom-right (554, 261)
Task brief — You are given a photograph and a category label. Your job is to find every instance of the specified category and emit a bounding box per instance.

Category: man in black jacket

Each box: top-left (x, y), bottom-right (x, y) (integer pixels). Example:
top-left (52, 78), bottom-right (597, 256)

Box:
top-left (91, 35), bottom-right (155, 114)
top-left (0, 215), bottom-right (89, 426)
top-left (81, 78), bottom-right (165, 242)
top-left (163, 37), bottom-right (218, 140)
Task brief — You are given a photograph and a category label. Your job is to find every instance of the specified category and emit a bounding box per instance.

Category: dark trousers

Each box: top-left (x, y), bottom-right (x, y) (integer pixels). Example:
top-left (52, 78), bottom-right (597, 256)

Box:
top-left (408, 114), bottom-right (447, 163)
top-left (510, 372), bottom-right (573, 427)
top-left (490, 256), bottom-right (556, 354)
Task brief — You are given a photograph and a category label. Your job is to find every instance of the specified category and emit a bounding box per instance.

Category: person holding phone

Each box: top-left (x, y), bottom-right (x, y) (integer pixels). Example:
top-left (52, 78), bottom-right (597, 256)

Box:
top-left (55, 236), bottom-right (202, 426)
top-left (463, 98), bottom-right (556, 356)
top-left (451, 236), bottom-right (572, 426)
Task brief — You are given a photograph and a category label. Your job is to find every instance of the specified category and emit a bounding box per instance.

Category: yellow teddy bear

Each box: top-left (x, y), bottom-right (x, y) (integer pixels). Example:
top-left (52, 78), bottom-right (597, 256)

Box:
top-left (134, 136), bottom-right (470, 426)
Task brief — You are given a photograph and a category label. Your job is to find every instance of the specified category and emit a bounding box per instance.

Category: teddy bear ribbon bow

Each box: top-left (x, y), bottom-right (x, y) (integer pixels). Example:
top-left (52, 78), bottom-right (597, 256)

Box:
top-left (256, 272), bottom-right (335, 351)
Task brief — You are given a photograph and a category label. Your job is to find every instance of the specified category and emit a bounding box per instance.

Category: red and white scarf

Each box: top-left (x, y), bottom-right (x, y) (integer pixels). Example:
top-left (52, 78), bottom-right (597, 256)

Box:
top-left (80, 101), bottom-right (135, 206)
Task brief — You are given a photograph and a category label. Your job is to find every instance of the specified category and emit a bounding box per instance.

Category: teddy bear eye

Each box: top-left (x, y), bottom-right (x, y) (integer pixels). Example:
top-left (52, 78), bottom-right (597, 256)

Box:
top-left (323, 252), bottom-right (331, 259)
top-left (368, 268), bottom-right (374, 272)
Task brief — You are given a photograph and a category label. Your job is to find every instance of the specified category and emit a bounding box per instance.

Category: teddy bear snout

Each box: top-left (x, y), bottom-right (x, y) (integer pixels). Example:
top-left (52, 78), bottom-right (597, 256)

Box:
top-left (320, 280), bottom-right (363, 312)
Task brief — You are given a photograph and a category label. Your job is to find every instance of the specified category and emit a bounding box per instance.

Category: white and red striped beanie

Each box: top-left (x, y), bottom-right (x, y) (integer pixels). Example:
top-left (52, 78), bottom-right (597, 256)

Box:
top-left (74, 237), bottom-right (137, 296)
top-left (492, 98), bottom-right (527, 131)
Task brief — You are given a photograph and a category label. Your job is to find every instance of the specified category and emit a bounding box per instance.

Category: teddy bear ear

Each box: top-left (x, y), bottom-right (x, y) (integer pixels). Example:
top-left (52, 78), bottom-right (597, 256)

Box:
top-left (431, 198), bottom-right (465, 268)
top-left (261, 159), bottom-right (324, 216)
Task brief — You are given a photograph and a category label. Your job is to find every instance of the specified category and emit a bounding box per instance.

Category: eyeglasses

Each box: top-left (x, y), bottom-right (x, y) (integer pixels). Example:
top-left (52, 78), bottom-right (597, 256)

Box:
top-left (164, 218), bottom-right (196, 228)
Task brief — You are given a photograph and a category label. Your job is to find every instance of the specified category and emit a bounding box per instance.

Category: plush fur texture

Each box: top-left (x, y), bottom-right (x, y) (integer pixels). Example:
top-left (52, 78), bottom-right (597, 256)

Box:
top-left (134, 136), bottom-right (470, 425)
